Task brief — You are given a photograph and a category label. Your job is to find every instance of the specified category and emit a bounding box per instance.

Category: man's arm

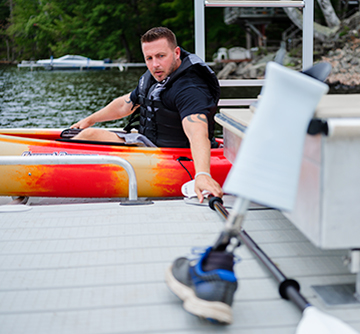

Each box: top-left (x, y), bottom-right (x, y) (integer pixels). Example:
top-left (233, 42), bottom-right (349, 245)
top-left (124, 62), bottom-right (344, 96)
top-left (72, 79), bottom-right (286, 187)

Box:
top-left (71, 93), bottom-right (138, 129)
top-left (182, 114), bottom-right (223, 203)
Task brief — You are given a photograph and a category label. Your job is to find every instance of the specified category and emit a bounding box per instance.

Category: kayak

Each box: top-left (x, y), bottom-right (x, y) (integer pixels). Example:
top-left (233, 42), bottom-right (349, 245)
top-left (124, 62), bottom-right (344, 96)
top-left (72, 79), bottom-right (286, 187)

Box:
top-left (0, 128), bottom-right (232, 198)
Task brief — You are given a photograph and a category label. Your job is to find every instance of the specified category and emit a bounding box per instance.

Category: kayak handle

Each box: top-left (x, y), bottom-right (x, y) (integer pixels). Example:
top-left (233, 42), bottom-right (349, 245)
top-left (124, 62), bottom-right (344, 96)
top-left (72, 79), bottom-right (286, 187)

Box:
top-left (0, 155), bottom-right (138, 202)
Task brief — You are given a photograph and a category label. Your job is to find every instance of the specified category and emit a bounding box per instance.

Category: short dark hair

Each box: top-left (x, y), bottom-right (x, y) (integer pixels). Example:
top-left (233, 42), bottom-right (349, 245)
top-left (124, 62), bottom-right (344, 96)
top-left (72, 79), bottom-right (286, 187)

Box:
top-left (141, 27), bottom-right (177, 49)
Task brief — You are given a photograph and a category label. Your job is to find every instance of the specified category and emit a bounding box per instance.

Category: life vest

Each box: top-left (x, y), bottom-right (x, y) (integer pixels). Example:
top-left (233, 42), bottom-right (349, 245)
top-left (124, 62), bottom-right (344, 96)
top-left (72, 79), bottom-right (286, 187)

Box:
top-left (131, 49), bottom-right (220, 148)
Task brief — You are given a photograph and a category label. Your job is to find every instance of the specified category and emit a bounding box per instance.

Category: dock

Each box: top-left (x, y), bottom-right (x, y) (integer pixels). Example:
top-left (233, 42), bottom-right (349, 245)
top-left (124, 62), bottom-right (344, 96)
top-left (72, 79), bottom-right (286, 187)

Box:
top-left (17, 62), bottom-right (216, 71)
top-left (0, 195), bottom-right (359, 333)
top-left (3, 0), bottom-right (360, 329)
top-left (1, 92), bottom-right (360, 333)
top-left (17, 62), bottom-right (148, 71)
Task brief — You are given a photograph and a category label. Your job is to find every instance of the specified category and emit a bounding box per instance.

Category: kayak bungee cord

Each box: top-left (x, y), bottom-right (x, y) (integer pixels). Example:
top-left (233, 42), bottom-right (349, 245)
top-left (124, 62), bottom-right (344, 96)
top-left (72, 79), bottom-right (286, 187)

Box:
top-left (176, 156), bottom-right (193, 180)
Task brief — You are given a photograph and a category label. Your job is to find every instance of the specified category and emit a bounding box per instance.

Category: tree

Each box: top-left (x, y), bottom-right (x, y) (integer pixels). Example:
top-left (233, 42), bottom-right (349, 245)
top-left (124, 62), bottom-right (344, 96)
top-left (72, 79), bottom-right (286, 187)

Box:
top-left (0, 0), bottom-right (11, 60)
top-left (281, 0), bottom-right (341, 42)
top-left (161, 1), bottom-right (246, 59)
top-left (5, 0), bottom-right (68, 60)
top-left (225, 0), bottom-right (342, 44)
top-left (3, 0), bottom-right (248, 62)
top-left (5, 0), bottom-right (171, 61)
top-left (161, 0), bottom-right (194, 51)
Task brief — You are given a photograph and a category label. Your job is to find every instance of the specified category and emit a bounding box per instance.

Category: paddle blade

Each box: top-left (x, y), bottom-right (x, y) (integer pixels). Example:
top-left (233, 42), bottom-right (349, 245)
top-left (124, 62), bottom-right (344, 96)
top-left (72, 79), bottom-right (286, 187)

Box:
top-left (296, 306), bottom-right (359, 334)
top-left (223, 62), bottom-right (329, 211)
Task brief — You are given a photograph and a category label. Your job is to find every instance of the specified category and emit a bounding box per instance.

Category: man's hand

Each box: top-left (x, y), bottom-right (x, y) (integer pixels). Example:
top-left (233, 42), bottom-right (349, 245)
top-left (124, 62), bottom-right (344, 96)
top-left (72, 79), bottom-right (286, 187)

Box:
top-left (195, 174), bottom-right (223, 203)
top-left (70, 118), bottom-right (94, 129)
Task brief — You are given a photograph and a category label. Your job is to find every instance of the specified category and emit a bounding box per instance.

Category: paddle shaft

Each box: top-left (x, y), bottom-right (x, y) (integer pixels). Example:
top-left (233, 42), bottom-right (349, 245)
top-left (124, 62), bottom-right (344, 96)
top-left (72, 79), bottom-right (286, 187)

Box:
top-left (209, 197), bottom-right (310, 312)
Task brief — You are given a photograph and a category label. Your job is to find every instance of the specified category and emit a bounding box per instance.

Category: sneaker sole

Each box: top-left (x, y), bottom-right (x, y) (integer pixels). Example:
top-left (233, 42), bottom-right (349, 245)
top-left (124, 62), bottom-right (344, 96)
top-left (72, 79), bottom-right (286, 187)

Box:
top-left (165, 265), bottom-right (233, 325)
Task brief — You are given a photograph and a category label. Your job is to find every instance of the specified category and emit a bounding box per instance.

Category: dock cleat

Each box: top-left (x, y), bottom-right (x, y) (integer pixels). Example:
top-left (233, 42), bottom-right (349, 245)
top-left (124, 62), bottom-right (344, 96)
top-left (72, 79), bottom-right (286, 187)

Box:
top-left (165, 247), bottom-right (238, 325)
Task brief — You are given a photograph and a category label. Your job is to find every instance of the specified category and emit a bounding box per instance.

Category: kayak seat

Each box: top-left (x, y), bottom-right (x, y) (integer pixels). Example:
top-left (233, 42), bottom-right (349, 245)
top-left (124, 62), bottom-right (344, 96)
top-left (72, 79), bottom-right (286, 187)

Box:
top-left (58, 129), bottom-right (134, 146)
top-left (56, 138), bottom-right (137, 146)
top-left (60, 128), bottom-right (83, 138)
top-left (57, 128), bottom-right (137, 146)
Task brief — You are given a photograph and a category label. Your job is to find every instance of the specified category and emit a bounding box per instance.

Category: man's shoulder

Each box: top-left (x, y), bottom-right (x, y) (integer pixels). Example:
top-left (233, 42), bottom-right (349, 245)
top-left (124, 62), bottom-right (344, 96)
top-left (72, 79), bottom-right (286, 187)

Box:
top-left (173, 67), bottom-right (207, 87)
top-left (166, 71), bottom-right (212, 106)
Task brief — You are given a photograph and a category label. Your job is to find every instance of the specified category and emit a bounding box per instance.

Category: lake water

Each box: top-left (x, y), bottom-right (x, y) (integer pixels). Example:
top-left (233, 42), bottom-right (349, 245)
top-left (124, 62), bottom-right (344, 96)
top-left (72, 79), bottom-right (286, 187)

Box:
top-left (0, 65), bottom-right (145, 128)
top-left (0, 65), bottom-right (260, 134)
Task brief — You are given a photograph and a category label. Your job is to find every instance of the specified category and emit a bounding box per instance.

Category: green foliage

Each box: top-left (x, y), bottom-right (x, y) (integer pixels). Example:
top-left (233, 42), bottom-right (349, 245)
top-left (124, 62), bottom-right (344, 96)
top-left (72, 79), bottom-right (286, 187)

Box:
top-left (0, 0), bottom-right (10, 59)
top-left (288, 45), bottom-right (302, 58)
top-left (1, 0), bottom-right (247, 62)
top-left (161, 0), bottom-right (194, 51)
top-left (339, 25), bottom-right (350, 37)
top-left (0, 0), bottom-right (9, 27)
top-left (161, 3), bottom-right (247, 60)
top-left (254, 47), bottom-right (268, 56)
top-left (205, 7), bottom-right (246, 60)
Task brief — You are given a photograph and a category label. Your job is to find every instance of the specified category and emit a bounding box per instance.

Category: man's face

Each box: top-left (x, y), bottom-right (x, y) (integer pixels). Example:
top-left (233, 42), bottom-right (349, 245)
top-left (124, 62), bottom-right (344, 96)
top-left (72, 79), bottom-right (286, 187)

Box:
top-left (142, 38), bottom-right (181, 82)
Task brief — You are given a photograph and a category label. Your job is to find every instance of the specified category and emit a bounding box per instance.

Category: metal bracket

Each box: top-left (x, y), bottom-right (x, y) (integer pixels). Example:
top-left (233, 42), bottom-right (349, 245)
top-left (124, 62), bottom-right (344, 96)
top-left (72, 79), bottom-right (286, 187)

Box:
top-left (314, 249), bottom-right (360, 305)
top-left (344, 249), bottom-right (360, 274)
top-left (344, 249), bottom-right (360, 301)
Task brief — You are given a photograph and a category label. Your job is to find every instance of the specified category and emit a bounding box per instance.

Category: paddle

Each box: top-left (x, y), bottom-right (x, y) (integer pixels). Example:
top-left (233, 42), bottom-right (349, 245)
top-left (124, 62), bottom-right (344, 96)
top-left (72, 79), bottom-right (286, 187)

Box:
top-left (208, 196), bottom-right (359, 334)
top-left (183, 61), bottom-right (357, 331)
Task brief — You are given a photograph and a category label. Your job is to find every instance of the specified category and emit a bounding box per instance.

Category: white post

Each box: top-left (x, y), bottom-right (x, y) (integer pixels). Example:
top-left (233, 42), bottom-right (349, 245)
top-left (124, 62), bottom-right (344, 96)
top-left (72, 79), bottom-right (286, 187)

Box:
top-left (194, 0), bottom-right (206, 61)
top-left (302, 0), bottom-right (314, 70)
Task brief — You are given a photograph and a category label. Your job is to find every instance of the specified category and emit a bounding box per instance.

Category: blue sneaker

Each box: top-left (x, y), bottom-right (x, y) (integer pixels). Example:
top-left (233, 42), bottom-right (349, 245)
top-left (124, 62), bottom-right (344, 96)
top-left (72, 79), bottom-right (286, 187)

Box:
top-left (165, 247), bottom-right (238, 324)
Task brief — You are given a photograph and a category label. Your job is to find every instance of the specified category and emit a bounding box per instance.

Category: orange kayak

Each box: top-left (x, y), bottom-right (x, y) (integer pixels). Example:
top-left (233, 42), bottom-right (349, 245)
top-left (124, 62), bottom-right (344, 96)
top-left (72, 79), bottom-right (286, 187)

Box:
top-left (0, 128), bottom-right (232, 198)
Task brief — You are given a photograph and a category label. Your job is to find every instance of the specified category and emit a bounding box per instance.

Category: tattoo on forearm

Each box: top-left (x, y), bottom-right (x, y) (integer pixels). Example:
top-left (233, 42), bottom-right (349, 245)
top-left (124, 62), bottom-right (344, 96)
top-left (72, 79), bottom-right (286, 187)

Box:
top-left (186, 114), bottom-right (208, 124)
top-left (125, 99), bottom-right (131, 104)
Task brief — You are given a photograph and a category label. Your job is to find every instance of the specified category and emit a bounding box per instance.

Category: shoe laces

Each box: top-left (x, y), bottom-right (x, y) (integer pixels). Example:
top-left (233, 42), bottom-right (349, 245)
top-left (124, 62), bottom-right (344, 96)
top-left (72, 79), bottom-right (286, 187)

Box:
top-left (188, 246), bottom-right (241, 263)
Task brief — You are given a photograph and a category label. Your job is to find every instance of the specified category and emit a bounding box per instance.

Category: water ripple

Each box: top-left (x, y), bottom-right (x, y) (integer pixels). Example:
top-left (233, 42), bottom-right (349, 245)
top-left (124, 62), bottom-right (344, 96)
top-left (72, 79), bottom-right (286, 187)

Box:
top-left (0, 66), bottom-right (143, 129)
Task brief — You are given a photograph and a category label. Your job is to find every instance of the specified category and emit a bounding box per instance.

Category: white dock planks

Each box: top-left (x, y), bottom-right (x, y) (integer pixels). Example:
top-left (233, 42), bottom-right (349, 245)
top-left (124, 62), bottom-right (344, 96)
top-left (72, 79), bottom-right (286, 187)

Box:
top-left (0, 198), bottom-right (359, 333)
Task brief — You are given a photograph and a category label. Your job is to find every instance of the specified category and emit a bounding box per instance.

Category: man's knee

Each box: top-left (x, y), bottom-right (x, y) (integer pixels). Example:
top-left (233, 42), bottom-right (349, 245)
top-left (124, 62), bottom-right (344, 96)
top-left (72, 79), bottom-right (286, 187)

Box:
top-left (74, 128), bottom-right (100, 140)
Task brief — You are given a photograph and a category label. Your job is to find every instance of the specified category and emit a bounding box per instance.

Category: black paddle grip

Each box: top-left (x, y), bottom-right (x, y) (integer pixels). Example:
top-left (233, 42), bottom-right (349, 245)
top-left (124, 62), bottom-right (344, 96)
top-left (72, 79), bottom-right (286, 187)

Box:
top-left (279, 278), bottom-right (300, 300)
top-left (209, 196), bottom-right (223, 211)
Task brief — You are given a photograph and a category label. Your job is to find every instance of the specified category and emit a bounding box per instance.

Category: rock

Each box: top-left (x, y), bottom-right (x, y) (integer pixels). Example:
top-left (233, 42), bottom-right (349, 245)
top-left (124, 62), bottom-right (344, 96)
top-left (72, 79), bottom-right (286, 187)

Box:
top-left (249, 63), bottom-right (267, 78)
top-left (228, 47), bottom-right (251, 60)
top-left (217, 50), bottom-right (299, 80)
top-left (321, 34), bottom-right (360, 86)
top-left (235, 62), bottom-right (253, 76)
top-left (213, 48), bottom-right (229, 62)
top-left (216, 27), bottom-right (360, 89)
top-left (217, 62), bottom-right (237, 79)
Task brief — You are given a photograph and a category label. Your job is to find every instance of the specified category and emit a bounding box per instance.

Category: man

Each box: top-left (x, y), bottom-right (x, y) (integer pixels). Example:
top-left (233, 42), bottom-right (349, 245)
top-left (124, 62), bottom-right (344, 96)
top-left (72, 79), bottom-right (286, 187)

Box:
top-left (71, 27), bottom-right (222, 203)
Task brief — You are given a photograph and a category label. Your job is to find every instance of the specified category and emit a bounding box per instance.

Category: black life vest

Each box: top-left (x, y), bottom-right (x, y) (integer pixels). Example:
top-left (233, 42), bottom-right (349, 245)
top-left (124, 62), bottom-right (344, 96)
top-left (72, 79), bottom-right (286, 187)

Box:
top-left (130, 49), bottom-right (220, 148)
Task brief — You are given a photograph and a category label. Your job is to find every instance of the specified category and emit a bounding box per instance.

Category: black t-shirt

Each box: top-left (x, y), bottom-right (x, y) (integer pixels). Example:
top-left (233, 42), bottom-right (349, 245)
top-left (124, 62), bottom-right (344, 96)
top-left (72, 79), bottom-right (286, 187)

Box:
top-left (130, 67), bottom-right (217, 139)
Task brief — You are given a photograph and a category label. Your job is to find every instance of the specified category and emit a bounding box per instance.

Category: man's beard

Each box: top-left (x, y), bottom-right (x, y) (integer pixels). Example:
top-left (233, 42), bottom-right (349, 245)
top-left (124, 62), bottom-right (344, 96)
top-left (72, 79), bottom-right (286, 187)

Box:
top-left (154, 55), bottom-right (178, 82)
